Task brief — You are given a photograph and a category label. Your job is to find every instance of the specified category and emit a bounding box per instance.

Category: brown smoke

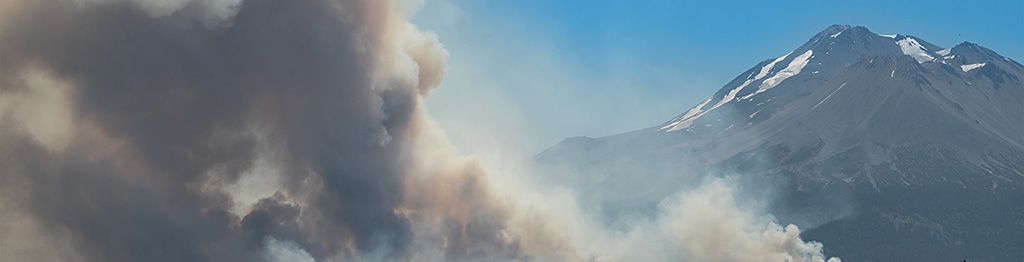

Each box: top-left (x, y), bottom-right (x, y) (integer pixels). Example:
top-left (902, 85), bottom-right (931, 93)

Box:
top-left (0, 0), bottom-right (839, 261)
top-left (0, 0), bottom-right (573, 260)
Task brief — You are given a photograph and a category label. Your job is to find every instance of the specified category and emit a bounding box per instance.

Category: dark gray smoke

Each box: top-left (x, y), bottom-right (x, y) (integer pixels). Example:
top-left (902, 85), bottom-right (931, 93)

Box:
top-left (0, 0), bottom-right (839, 261)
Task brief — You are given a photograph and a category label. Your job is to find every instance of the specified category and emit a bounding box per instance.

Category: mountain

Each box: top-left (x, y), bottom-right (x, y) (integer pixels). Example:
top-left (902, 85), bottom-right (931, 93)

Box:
top-left (535, 25), bottom-right (1024, 261)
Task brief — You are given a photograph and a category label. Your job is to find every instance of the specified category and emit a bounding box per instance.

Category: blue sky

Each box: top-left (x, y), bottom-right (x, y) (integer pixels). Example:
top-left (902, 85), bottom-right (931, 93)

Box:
top-left (414, 0), bottom-right (1023, 155)
top-left (462, 0), bottom-right (1022, 66)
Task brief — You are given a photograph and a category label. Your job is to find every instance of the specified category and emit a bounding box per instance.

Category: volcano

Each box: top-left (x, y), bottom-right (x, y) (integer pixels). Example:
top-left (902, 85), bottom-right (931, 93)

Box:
top-left (536, 25), bottom-right (1024, 261)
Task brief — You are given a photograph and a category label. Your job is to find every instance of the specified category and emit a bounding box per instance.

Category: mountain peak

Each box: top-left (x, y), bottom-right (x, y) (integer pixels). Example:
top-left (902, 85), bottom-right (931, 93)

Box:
top-left (659, 25), bottom-right (907, 132)
top-left (951, 41), bottom-right (1002, 61)
top-left (825, 24), bottom-right (851, 30)
top-left (809, 25), bottom-right (874, 43)
top-left (817, 24), bottom-right (873, 35)
top-left (659, 25), bottom-right (1023, 134)
top-left (800, 25), bottom-right (900, 56)
top-left (819, 24), bottom-right (852, 36)
top-left (954, 41), bottom-right (981, 48)
top-left (539, 24), bottom-right (1024, 262)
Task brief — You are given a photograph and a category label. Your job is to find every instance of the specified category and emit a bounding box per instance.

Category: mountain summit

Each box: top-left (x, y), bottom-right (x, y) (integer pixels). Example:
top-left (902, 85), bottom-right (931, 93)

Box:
top-left (537, 25), bottom-right (1023, 261)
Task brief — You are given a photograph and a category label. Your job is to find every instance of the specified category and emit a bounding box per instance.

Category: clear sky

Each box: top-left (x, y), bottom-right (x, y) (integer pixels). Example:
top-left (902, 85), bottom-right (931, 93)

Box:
top-left (413, 0), bottom-right (1024, 156)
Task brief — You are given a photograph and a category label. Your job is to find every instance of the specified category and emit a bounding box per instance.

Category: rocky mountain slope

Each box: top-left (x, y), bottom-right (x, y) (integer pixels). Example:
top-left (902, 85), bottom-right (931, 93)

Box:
top-left (536, 25), bottom-right (1024, 261)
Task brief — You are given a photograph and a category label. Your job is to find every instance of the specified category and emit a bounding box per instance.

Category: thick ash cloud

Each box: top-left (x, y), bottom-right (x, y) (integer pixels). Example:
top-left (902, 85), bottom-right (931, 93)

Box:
top-left (0, 0), bottom-right (839, 261)
top-left (0, 0), bottom-right (523, 260)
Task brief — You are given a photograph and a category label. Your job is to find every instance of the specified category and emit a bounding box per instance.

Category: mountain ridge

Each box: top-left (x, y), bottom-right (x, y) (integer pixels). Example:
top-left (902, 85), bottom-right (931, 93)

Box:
top-left (535, 24), bottom-right (1023, 261)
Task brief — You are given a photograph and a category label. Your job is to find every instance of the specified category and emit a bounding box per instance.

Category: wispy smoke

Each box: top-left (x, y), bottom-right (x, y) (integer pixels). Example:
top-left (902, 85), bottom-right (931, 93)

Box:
top-left (0, 0), bottom-right (838, 261)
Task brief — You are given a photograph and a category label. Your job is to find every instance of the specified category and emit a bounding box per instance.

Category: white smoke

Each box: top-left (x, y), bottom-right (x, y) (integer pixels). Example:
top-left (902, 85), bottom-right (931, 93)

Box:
top-left (263, 238), bottom-right (316, 262)
top-left (659, 179), bottom-right (840, 262)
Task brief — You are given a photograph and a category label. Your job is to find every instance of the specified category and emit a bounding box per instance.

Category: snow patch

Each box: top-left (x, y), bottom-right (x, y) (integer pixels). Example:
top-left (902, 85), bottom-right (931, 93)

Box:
top-left (662, 52), bottom-right (792, 131)
top-left (741, 50), bottom-right (813, 100)
top-left (714, 85), bottom-right (744, 109)
top-left (812, 82), bottom-right (847, 110)
top-left (749, 109), bottom-right (762, 119)
top-left (867, 171), bottom-right (880, 193)
top-left (961, 63), bottom-right (986, 72)
top-left (661, 97), bottom-right (712, 131)
top-left (896, 37), bottom-right (935, 63)
top-left (729, 53), bottom-right (790, 103)
top-left (665, 86), bottom-right (743, 131)
top-left (681, 97), bottom-right (713, 120)
top-left (879, 34), bottom-right (897, 39)
top-left (936, 49), bottom-right (951, 56)
top-left (830, 31), bottom-right (843, 38)
top-left (891, 69), bottom-right (895, 78)
top-left (756, 53), bottom-right (791, 79)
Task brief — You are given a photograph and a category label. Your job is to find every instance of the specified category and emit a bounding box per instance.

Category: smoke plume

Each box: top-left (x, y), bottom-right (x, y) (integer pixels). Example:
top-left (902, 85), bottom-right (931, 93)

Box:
top-left (0, 0), bottom-right (838, 261)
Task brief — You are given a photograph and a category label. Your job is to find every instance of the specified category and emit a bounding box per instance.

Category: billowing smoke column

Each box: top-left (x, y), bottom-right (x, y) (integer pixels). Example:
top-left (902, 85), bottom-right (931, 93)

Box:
top-left (0, 0), bottom-right (839, 261)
